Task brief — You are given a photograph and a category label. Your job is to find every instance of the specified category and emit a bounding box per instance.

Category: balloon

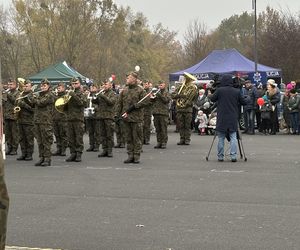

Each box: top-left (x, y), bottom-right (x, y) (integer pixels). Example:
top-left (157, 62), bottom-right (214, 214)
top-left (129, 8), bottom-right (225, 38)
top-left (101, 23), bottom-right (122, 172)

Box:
top-left (135, 65), bottom-right (140, 72)
top-left (111, 74), bottom-right (116, 80)
top-left (257, 97), bottom-right (265, 106)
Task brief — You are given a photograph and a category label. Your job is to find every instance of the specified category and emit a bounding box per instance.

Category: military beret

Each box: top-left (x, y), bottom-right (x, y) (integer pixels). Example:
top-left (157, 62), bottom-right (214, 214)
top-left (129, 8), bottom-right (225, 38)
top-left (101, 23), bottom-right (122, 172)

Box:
top-left (127, 71), bottom-right (138, 78)
top-left (41, 78), bottom-right (50, 85)
top-left (71, 77), bottom-right (80, 83)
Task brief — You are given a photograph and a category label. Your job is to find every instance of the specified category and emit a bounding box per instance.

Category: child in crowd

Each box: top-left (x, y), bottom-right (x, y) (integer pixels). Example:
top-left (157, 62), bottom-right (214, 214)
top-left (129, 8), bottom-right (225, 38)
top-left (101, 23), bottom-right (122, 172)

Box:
top-left (195, 110), bottom-right (208, 135)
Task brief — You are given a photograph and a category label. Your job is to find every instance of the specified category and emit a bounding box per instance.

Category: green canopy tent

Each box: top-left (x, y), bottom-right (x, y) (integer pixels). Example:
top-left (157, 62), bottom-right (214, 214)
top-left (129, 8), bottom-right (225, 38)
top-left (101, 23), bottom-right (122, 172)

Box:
top-left (28, 61), bottom-right (87, 84)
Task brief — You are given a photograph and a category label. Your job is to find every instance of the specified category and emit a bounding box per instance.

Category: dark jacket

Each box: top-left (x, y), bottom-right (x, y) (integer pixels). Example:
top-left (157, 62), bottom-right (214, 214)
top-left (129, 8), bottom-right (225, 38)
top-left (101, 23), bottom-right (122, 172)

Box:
top-left (242, 85), bottom-right (258, 110)
top-left (210, 74), bottom-right (248, 133)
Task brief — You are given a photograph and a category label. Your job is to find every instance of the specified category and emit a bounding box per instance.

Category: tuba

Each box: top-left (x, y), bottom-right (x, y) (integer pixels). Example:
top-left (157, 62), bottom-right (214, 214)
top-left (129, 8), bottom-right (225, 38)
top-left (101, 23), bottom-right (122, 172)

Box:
top-left (176, 72), bottom-right (198, 109)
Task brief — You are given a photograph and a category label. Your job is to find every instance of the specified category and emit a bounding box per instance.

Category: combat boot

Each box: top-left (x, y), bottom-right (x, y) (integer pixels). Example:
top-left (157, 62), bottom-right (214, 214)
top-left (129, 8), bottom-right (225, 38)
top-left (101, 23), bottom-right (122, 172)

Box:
top-left (93, 145), bottom-right (99, 152)
top-left (177, 140), bottom-right (185, 145)
top-left (160, 143), bottom-right (167, 149)
top-left (52, 148), bottom-right (61, 156)
top-left (133, 154), bottom-right (140, 164)
top-left (60, 147), bottom-right (66, 156)
top-left (24, 153), bottom-right (33, 161)
top-left (107, 149), bottom-right (113, 158)
top-left (154, 143), bottom-right (161, 149)
top-left (34, 158), bottom-right (44, 166)
top-left (86, 146), bottom-right (94, 152)
top-left (124, 153), bottom-right (134, 164)
top-left (75, 152), bottom-right (82, 162)
top-left (119, 143), bottom-right (125, 148)
top-left (9, 149), bottom-right (17, 155)
top-left (98, 150), bottom-right (108, 157)
top-left (41, 158), bottom-right (51, 167)
top-left (66, 153), bottom-right (76, 162)
top-left (17, 154), bottom-right (26, 161)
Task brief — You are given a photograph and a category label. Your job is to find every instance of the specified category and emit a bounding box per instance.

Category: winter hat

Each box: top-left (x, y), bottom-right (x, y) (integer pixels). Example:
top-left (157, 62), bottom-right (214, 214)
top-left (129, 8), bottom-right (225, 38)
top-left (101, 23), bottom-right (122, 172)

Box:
top-left (220, 74), bottom-right (233, 85)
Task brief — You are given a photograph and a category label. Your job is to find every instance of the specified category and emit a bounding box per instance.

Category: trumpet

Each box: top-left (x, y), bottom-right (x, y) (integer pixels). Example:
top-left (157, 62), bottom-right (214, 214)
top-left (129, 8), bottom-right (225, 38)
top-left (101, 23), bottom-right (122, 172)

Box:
top-left (150, 88), bottom-right (161, 98)
top-left (2, 89), bottom-right (10, 94)
top-left (95, 89), bottom-right (105, 97)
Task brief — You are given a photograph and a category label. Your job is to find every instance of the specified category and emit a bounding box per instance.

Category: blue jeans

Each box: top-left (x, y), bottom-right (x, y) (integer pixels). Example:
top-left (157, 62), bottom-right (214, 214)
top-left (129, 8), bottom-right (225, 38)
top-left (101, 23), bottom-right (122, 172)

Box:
top-left (290, 112), bottom-right (299, 133)
top-left (244, 109), bottom-right (255, 132)
top-left (217, 131), bottom-right (237, 160)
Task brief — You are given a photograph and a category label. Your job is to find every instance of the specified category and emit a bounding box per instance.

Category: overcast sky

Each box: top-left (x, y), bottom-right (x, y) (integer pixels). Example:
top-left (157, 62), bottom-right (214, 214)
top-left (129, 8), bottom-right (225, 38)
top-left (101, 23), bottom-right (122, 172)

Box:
top-left (1, 0), bottom-right (299, 41)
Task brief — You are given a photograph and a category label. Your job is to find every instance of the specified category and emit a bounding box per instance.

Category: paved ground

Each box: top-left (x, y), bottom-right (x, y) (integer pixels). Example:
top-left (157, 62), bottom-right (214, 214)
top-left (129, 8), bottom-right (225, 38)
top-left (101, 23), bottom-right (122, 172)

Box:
top-left (4, 126), bottom-right (300, 250)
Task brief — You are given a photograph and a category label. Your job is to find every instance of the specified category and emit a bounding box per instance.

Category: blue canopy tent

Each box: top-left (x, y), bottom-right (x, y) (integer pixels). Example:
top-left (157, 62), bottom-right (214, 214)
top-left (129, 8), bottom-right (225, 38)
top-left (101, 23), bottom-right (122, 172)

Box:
top-left (169, 48), bottom-right (281, 84)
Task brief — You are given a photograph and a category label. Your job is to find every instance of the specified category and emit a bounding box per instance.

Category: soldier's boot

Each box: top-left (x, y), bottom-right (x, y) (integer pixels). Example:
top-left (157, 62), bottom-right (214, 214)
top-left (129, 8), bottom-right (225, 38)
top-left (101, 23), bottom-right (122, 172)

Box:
top-left (133, 154), bottom-right (140, 164)
top-left (60, 147), bottom-right (66, 156)
top-left (17, 154), bottom-right (26, 161)
top-left (160, 143), bottom-right (167, 149)
top-left (184, 139), bottom-right (190, 145)
top-left (98, 150), bottom-right (108, 157)
top-left (86, 145), bottom-right (94, 152)
top-left (177, 140), bottom-right (185, 145)
top-left (107, 149), bottom-right (113, 158)
top-left (24, 153), bottom-right (33, 161)
top-left (119, 143), bottom-right (125, 148)
top-left (124, 153), bottom-right (134, 164)
top-left (154, 143), bottom-right (161, 149)
top-left (9, 149), bottom-right (17, 155)
top-left (66, 153), bottom-right (76, 162)
top-left (41, 158), bottom-right (51, 167)
top-left (93, 145), bottom-right (99, 152)
top-left (75, 152), bottom-right (82, 162)
top-left (114, 143), bottom-right (121, 148)
top-left (5, 146), bottom-right (12, 155)
top-left (52, 148), bottom-right (61, 156)
top-left (34, 158), bottom-right (44, 166)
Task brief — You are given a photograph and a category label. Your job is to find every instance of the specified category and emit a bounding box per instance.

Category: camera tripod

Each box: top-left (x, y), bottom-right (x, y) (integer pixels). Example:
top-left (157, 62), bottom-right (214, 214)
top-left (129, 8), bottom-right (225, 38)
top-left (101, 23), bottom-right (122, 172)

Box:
top-left (205, 127), bottom-right (247, 161)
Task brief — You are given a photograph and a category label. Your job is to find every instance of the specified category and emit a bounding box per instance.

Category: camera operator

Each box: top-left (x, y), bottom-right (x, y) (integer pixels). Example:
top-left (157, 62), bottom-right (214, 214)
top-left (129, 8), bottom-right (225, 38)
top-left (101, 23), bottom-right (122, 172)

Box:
top-left (209, 74), bottom-right (248, 162)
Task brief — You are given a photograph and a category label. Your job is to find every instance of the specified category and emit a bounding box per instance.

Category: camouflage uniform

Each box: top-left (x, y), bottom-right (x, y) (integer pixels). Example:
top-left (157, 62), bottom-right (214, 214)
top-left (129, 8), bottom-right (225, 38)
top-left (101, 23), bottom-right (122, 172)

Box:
top-left (151, 88), bottom-right (172, 148)
top-left (65, 88), bottom-right (87, 162)
top-left (16, 90), bottom-right (35, 160)
top-left (93, 89), bottom-right (117, 157)
top-left (3, 89), bottom-right (19, 155)
top-left (114, 94), bottom-right (126, 148)
top-left (0, 148), bottom-right (9, 250)
top-left (53, 91), bottom-right (68, 156)
top-left (116, 83), bottom-right (147, 163)
top-left (31, 89), bottom-right (55, 166)
top-left (143, 87), bottom-right (153, 144)
top-left (171, 82), bottom-right (198, 145)
top-left (85, 92), bottom-right (101, 152)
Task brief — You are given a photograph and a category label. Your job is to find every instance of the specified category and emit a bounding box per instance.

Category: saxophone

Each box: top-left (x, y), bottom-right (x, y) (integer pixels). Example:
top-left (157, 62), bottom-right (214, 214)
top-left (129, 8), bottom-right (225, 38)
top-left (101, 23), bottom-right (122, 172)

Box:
top-left (176, 72), bottom-right (198, 109)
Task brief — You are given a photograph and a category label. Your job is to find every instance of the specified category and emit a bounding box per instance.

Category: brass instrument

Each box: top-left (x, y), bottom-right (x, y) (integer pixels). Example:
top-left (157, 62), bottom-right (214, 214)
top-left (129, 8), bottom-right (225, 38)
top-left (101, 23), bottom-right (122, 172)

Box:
top-left (95, 88), bottom-right (105, 97)
top-left (54, 88), bottom-right (73, 113)
top-left (13, 91), bottom-right (24, 114)
top-left (176, 72), bottom-right (198, 108)
top-left (149, 87), bottom-right (161, 99)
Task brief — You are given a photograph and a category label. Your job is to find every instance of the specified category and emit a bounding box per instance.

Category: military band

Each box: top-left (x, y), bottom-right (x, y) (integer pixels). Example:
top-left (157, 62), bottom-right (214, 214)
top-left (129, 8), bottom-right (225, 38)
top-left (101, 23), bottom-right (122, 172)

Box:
top-left (1, 69), bottom-right (202, 166)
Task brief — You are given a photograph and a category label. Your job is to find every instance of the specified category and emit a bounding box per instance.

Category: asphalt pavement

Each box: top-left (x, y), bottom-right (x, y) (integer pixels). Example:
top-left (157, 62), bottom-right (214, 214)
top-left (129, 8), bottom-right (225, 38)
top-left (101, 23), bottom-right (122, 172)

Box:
top-left (4, 126), bottom-right (300, 250)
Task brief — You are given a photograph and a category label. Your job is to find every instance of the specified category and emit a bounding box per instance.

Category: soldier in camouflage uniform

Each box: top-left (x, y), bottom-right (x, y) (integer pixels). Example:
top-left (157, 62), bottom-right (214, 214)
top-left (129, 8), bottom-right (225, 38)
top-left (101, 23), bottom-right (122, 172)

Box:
top-left (151, 80), bottom-right (172, 149)
top-left (116, 72), bottom-right (147, 164)
top-left (65, 77), bottom-right (87, 162)
top-left (171, 73), bottom-right (198, 145)
top-left (16, 80), bottom-right (35, 161)
top-left (142, 80), bottom-right (153, 145)
top-left (3, 79), bottom-right (19, 155)
top-left (85, 84), bottom-right (101, 152)
top-left (29, 79), bottom-right (55, 166)
top-left (52, 83), bottom-right (68, 156)
top-left (114, 88), bottom-right (126, 148)
top-left (92, 80), bottom-right (117, 157)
